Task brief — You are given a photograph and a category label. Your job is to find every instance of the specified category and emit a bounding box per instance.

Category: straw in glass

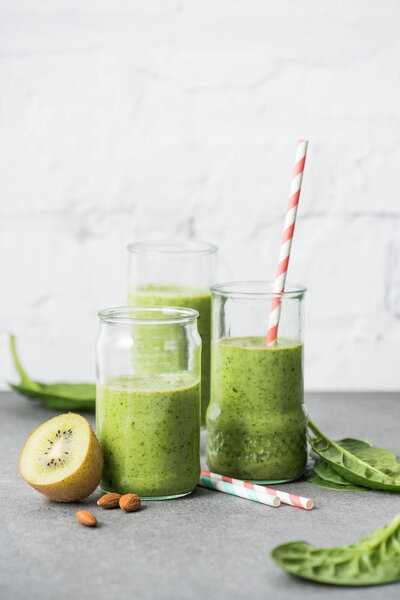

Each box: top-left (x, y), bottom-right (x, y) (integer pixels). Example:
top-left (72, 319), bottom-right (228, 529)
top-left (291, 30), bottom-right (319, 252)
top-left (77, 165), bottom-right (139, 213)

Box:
top-left (266, 139), bottom-right (309, 346)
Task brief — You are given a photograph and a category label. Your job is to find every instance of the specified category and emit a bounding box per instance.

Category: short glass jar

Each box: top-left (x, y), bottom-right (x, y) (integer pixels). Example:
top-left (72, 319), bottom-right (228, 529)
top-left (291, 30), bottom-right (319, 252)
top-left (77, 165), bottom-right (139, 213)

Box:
top-left (96, 306), bottom-right (201, 500)
top-left (206, 282), bottom-right (307, 484)
top-left (127, 241), bottom-right (218, 427)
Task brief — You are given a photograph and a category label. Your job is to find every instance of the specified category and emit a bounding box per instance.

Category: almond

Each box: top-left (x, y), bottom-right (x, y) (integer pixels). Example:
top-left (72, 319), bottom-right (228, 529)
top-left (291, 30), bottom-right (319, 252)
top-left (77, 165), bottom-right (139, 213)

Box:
top-left (97, 493), bottom-right (121, 509)
top-left (76, 510), bottom-right (97, 527)
top-left (119, 493), bottom-right (141, 512)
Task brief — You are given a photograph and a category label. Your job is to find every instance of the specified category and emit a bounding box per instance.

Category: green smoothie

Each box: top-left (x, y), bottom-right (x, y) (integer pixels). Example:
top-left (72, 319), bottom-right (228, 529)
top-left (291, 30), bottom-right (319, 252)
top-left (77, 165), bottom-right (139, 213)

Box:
top-left (96, 372), bottom-right (200, 498)
top-left (206, 337), bottom-right (307, 482)
top-left (128, 286), bottom-right (211, 427)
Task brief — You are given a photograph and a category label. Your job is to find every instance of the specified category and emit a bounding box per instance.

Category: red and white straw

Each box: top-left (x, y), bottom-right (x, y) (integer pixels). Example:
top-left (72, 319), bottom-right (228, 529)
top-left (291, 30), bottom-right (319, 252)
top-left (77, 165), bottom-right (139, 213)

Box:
top-left (266, 139), bottom-right (309, 347)
top-left (201, 470), bottom-right (313, 510)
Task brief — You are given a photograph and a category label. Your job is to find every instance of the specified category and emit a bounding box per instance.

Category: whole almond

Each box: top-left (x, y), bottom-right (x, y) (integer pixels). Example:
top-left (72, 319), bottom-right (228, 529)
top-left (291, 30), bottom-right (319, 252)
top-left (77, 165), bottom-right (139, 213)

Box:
top-left (76, 510), bottom-right (97, 527)
top-left (97, 493), bottom-right (121, 509)
top-left (119, 493), bottom-right (141, 512)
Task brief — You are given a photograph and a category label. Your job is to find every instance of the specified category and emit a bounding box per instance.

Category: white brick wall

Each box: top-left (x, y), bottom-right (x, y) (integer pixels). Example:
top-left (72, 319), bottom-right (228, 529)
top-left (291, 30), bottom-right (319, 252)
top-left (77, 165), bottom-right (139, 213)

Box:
top-left (1, 0), bottom-right (400, 390)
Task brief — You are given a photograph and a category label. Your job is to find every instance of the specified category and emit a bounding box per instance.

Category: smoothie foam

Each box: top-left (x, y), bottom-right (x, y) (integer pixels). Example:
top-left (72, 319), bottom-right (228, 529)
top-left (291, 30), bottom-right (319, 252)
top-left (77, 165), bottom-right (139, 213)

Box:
top-left (206, 336), bottom-right (307, 482)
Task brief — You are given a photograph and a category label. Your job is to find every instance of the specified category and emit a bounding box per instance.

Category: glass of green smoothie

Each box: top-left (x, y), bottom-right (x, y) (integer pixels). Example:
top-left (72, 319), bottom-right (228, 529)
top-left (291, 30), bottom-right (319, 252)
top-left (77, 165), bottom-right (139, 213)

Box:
top-left (127, 241), bottom-right (218, 428)
top-left (206, 281), bottom-right (307, 484)
top-left (96, 306), bottom-right (201, 500)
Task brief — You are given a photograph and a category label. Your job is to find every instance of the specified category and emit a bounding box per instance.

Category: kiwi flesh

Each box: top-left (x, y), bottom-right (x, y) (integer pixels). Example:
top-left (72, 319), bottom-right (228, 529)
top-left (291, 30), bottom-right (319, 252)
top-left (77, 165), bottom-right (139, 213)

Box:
top-left (19, 413), bottom-right (103, 502)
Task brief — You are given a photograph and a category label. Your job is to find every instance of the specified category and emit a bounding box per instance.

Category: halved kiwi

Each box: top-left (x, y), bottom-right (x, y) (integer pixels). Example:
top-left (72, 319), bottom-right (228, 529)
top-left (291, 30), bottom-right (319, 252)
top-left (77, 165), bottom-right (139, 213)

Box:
top-left (19, 413), bottom-right (103, 502)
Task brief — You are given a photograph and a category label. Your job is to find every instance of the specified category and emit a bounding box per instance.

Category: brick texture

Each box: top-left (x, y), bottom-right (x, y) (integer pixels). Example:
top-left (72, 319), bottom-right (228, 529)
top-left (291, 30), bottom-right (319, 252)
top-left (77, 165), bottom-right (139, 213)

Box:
top-left (1, 1), bottom-right (400, 390)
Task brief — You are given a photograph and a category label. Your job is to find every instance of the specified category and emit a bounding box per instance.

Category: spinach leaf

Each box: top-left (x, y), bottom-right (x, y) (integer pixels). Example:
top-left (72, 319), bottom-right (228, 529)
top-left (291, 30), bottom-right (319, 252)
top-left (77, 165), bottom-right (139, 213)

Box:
top-left (309, 474), bottom-right (367, 492)
top-left (271, 513), bottom-right (400, 586)
top-left (313, 460), bottom-right (366, 487)
top-left (9, 336), bottom-right (95, 411)
top-left (308, 420), bottom-right (400, 492)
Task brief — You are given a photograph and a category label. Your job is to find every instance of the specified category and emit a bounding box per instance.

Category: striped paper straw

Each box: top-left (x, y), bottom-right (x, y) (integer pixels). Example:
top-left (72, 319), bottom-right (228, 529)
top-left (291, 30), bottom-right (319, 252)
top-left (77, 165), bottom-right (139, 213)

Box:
top-left (198, 474), bottom-right (280, 507)
top-left (201, 471), bottom-right (313, 510)
top-left (266, 139), bottom-right (309, 346)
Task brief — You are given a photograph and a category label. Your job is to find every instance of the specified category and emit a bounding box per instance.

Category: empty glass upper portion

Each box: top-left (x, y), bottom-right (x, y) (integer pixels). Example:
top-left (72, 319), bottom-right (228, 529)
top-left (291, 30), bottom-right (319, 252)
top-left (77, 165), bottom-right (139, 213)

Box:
top-left (98, 306), bottom-right (199, 325)
top-left (211, 281), bottom-right (307, 299)
top-left (210, 281), bottom-right (306, 342)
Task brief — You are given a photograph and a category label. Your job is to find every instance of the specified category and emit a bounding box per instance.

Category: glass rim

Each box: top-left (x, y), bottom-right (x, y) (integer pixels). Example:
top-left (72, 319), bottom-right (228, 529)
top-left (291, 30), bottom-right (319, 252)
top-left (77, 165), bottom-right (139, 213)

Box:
top-left (210, 281), bottom-right (307, 299)
top-left (127, 240), bottom-right (218, 256)
top-left (98, 306), bottom-right (199, 325)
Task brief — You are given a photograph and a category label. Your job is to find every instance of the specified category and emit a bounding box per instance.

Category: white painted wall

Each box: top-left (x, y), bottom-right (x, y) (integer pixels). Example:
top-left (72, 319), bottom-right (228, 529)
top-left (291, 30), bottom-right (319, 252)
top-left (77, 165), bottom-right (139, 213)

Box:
top-left (1, 0), bottom-right (400, 391)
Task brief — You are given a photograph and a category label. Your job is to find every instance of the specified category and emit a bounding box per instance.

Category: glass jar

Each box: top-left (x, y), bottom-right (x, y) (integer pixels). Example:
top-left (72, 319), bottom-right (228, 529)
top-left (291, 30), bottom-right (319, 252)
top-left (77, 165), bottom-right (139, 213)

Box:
top-left (206, 281), bottom-right (307, 483)
top-left (96, 306), bottom-right (201, 500)
top-left (127, 241), bottom-right (218, 427)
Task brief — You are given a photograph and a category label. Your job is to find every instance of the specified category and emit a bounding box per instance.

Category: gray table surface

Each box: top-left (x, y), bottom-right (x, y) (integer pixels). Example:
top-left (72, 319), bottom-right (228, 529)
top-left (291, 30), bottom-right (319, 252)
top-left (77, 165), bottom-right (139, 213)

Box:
top-left (1, 391), bottom-right (400, 600)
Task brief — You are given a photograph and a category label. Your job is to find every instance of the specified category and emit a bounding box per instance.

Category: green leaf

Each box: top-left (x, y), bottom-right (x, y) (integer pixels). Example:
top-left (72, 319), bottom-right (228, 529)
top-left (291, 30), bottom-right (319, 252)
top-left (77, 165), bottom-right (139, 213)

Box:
top-left (271, 513), bottom-right (400, 586)
top-left (309, 474), bottom-right (367, 492)
top-left (8, 336), bottom-right (95, 411)
top-left (308, 420), bottom-right (400, 492)
top-left (313, 460), bottom-right (366, 487)
top-left (10, 334), bottom-right (41, 391)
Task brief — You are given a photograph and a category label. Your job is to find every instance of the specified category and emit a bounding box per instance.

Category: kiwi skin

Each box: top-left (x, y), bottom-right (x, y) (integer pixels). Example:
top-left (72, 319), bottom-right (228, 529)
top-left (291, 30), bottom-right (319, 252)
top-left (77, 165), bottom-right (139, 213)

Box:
top-left (19, 415), bottom-right (104, 503)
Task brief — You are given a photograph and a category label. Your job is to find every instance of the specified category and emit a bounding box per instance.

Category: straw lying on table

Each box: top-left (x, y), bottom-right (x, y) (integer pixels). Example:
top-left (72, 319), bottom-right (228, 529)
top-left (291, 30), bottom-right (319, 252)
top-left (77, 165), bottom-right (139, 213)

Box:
top-left (266, 139), bottom-right (309, 347)
top-left (198, 473), bottom-right (281, 507)
top-left (199, 471), bottom-right (313, 510)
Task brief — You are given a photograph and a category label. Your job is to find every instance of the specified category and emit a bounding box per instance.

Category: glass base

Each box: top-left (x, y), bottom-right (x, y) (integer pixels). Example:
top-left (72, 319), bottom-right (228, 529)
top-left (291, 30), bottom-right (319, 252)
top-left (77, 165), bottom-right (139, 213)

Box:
top-left (241, 470), bottom-right (304, 485)
top-left (100, 485), bottom-right (194, 501)
top-left (205, 469), bottom-right (304, 485)
top-left (141, 491), bottom-right (193, 501)
top-left (247, 477), bottom-right (298, 485)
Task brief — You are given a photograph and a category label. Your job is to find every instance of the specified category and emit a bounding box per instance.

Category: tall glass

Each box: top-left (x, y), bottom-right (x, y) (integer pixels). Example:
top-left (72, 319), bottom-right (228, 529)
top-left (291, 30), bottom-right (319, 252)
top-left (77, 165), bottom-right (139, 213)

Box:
top-left (96, 306), bottom-right (201, 500)
top-left (206, 282), bottom-right (307, 483)
top-left (127, 241), bottom-right (218, 427)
